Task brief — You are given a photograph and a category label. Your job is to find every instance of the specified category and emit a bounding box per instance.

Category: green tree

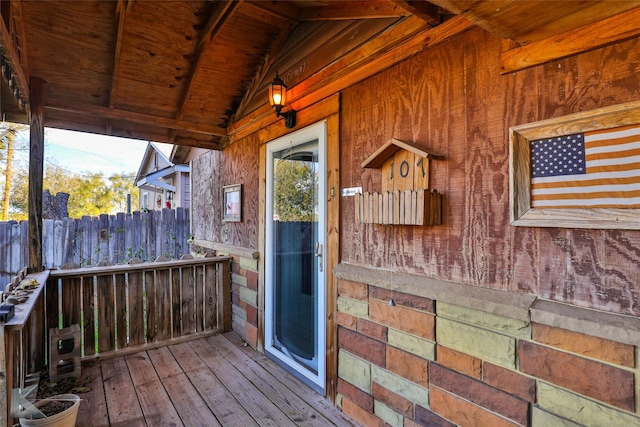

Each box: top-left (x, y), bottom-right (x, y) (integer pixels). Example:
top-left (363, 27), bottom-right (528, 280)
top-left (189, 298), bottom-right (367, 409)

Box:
top-left (273, 158), bottom-right (317, 222)
top-left (109, 173), bottom-right (139, 213)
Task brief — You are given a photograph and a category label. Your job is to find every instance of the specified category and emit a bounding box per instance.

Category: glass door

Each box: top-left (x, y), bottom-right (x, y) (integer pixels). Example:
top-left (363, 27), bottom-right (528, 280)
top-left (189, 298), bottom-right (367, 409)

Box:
top-left (265, 122), bottom-right (326, 393)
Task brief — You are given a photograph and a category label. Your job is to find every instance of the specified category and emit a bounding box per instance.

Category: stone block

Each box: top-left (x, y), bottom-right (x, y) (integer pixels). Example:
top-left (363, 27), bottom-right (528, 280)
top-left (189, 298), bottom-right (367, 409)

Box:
top-left (371, 365), bottom-right (429, 408)
top-left (358, 318), bottom-right (388, 342)
top-left (429, 363), bottom-right (528, 426)
top-left (239, 286), bottom-right (258, 306)
top-left (337, 311), bottom-right (357, 330)
top-left (372, 382), bottom-right (413, 417)
top-left (338, 379), bottom-right (373, 412)
top-left (436, 345), bottom-right (481, 379)
top-left (339, 327), bottom-right (386, 367)
top-left (518, 340), bottom-right (634, 411)
top-left (437, 301), bottom-right (531, 338)
top-left (414, 405), bottom-right (456, 427)
top-left (338, 279), bottom-right (369, 301)
top-left (533, 323), bottom-right (634, 367)
top-left (430, 387), bottom-right (520, 427)
top-left (370, 286), bottom-right (435, 312)
top-left (245, 304), bottom-right (258, 326)
top-left (231, 272), bottom-right (247, 287)
top-left (370, 299), bottom-right (435, 341)
top-left (239, 256), bottom-right (258, 272)
top-left (245, 270), bottom-right (258, 291)
top-left (537, 381), bottom-right (640, 427)
top-left (339, 350), bottom-right (372, 393)
top-left (386, 346), bottom-right (428, 387)
top-left (531, 406), bottom-right (582, 427)
top-left (338, 296), bottom-right (369, 318)
top-left (483, 362), bottom-right (535, 402)
top-left (232, 304), bottom-right (247, 321)
top-left (436, 318), bottom-right (516, 369)
top-left (374, 400), bottom-right (404, 427)
top-left (342, 397), bottom-right (384, 427)
top-left (388, 329), bottom-right (435, 361)
top-left (245, 323), bottom-right (257, 348)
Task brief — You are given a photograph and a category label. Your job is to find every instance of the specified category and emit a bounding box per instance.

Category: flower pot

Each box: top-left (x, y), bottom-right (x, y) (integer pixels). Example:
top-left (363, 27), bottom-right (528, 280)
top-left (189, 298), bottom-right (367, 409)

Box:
top-left (19, 394), bottom-right (80, 427)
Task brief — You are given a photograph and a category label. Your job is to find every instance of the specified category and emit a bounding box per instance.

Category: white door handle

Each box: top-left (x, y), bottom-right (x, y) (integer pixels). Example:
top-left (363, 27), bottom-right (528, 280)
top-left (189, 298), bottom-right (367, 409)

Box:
top-left (315, 242), bottom-right (323, 272)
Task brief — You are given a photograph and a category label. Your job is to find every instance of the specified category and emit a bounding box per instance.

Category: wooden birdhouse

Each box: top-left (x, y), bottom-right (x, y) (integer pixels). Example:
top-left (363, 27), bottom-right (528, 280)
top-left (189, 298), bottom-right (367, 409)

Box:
top-left (356, 138), bottom-right (444, 226)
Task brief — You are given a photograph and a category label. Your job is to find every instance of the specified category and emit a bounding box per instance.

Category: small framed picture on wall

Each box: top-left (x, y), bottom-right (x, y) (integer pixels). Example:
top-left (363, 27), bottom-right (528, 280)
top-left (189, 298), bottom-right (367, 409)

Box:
top-left (223, 184), bottom-right (242, 222)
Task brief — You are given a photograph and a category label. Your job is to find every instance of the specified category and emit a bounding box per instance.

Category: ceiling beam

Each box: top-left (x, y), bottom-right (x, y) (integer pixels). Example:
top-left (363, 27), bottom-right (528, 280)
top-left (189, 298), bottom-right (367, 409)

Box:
top-left (300, 0), bottom-right (410, 21)
top-left (45, 102), bottom-right (227, 136)
top-left (393, 1), bottom-right (442, 26)
top-left (501, 7), bottom-right (640, 74)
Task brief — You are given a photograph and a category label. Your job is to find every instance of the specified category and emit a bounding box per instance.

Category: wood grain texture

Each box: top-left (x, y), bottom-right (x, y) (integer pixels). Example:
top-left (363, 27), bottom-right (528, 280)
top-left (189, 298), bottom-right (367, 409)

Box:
top-left (340, 27), bottom-right (640, 315)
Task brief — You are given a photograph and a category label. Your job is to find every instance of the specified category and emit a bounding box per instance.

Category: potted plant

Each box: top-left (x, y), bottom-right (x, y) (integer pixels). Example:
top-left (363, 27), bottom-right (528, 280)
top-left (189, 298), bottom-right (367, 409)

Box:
top-left (19, 394), bottom-right (80, 427)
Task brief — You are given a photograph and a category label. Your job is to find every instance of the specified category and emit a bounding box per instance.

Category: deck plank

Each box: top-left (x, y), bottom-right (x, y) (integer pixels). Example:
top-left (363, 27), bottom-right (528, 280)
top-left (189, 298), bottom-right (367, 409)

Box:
top-left (190, 338), bottom-right (298, 427)
top-left (209, 334), bottom-right (337, 427)
top-left (224, 333), bottom-right (358, 427)
top-left (125, 352), bottom-right (183, 426)
top-left (101, 357), bottom-right (146, 426)
top-left (76, 362), bottom-right (109, 427)
top-left (162, 373), bottom-right (222, 426)
top-left (80, 334), bottom-right (356, 427)
top-left (170, 342), bottom-right (260, 427)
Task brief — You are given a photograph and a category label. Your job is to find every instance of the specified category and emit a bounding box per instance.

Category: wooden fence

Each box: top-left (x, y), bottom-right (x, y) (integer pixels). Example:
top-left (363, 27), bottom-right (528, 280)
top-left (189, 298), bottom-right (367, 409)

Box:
top-left (0, 208), bottom-right (190, 289)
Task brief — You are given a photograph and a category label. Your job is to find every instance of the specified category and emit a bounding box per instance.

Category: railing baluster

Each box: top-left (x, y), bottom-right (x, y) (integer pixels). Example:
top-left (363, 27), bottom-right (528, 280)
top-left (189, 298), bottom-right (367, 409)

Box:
top-left (195, 264), bottom-right (205, 332)
top-left (96, 273), bottom-right (115, 353)
top-left (171, 267), bottom-right (181, 337)
top-left (145, 269), bottom-right (156, 343)
top-left (128, 266), bottom-right (145, 347)
top-left (155, 268), bottom-right (171, 341)
top-left (82, 276), bottom-right (96, 356)
top-left (204, 263), bottom-right (216, 331)
top-left (181, 265), bottom-right (195, 335)
top-left (114, 272), bottom-right (127, 349)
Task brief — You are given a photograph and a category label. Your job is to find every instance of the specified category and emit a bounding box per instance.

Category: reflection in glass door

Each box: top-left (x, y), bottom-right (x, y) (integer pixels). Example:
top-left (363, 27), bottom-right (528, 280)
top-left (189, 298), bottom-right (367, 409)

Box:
top-left (265, 122), bottom-right (326, 393)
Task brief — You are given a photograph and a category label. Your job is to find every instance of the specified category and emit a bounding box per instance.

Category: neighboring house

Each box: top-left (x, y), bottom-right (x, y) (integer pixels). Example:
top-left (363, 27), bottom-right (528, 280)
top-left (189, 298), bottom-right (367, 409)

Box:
top-left (135, 142), bottom-right (190, 211)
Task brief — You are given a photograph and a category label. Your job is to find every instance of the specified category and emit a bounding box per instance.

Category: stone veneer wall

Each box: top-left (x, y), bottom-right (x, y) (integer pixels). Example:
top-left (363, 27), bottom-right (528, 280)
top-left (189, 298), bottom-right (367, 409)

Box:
top-left (196, 241), bottom-right (260, 348)
top-left (334, 263), bottom-right (640, 427)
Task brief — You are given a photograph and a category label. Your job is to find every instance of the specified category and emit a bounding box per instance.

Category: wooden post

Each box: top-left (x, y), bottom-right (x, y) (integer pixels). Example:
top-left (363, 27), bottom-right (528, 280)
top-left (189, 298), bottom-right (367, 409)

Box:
top-left (28, 77), bottom-right (44, 273)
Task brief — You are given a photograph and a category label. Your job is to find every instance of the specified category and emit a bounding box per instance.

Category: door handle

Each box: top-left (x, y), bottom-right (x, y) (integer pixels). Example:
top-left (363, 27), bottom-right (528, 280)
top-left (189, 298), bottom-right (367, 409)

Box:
top-left (315, 242), bottom-right (323, 272)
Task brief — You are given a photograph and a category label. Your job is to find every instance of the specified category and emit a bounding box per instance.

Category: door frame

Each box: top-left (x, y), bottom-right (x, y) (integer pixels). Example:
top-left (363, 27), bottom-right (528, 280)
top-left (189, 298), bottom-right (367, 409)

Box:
top-left (257, 94), bottom-right (340, 400)
top-left (264, 121), bottom-right (327, 392)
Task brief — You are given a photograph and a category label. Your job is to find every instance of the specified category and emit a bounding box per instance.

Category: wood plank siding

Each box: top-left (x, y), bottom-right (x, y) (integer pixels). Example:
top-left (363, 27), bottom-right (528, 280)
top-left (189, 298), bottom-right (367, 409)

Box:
top-left (75, 333), bottom-right (356, 427)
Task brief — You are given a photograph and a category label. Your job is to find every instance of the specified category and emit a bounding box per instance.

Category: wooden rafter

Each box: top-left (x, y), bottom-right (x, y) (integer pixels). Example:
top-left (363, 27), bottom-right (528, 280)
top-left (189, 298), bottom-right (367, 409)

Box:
top-left (106, 0), bottom-right (131, 134)
top-left (234, 25), bottom-right (294, 120)
top-left (45, 102), bottom-right (227, 136)
top-left (169, 0), bottom-right (241, 143)
top-left (299, 0), bottom-right (410, 21)
top-left (0, 9), bottom-right (29, 106)
top-left (393, 1), bottom-right (442, 26)
top-left (242, 1), bottom-right (300, 27)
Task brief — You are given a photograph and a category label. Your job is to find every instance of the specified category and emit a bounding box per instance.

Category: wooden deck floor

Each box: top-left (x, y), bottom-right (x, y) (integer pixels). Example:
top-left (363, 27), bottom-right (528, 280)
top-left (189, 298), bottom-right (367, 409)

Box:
top-left (75, 333), bottom-right (357, 426)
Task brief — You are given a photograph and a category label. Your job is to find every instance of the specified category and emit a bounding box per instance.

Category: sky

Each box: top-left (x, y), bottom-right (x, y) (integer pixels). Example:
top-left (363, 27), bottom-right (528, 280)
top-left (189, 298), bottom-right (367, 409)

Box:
top-left (15, 128), bottom-right (173, 180)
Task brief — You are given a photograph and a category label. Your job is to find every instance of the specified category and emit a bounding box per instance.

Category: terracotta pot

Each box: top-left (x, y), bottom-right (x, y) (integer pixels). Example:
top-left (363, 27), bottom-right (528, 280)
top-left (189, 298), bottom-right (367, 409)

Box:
top-left (19, 394), bottom-right (80, 427)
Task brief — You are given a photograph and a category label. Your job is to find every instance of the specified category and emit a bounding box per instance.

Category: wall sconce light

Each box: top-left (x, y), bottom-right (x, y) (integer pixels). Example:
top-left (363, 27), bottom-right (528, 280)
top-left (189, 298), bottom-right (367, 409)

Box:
top-left (269, 72), bottom-right (296, 128)
top-left (166, 190), bottom-right (174, 201)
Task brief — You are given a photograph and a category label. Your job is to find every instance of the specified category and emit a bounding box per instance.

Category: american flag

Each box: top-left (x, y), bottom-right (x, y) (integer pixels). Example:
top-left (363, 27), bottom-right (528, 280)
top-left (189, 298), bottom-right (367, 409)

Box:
top-left (530, 124), bottom-right (640, 208)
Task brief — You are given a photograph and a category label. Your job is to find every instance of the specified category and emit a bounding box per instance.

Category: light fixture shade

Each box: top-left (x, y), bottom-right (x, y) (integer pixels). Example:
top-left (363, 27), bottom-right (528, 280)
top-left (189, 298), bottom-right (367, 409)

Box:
top-left (269, 73), bottom-right (287, 111)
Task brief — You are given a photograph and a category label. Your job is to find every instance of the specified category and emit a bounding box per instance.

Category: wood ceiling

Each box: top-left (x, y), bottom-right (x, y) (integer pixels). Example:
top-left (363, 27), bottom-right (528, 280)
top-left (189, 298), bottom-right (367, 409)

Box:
top-left (1, 0), bottom-right (639, 150)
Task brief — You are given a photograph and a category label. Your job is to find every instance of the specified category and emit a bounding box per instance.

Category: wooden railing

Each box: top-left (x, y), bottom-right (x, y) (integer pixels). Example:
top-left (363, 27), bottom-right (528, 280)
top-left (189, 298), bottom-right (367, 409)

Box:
top-left (0, 256), bottom-right (232, 426)
top-left (46, 256), bottom-right (232, 358)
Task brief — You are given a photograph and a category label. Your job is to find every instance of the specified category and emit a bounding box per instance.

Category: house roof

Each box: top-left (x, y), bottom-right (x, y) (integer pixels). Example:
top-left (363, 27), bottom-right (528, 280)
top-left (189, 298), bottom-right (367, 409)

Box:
top-left (135, 142), bottom-right (188, 193)
top-left (1, 1), bottom-right (638, 150)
